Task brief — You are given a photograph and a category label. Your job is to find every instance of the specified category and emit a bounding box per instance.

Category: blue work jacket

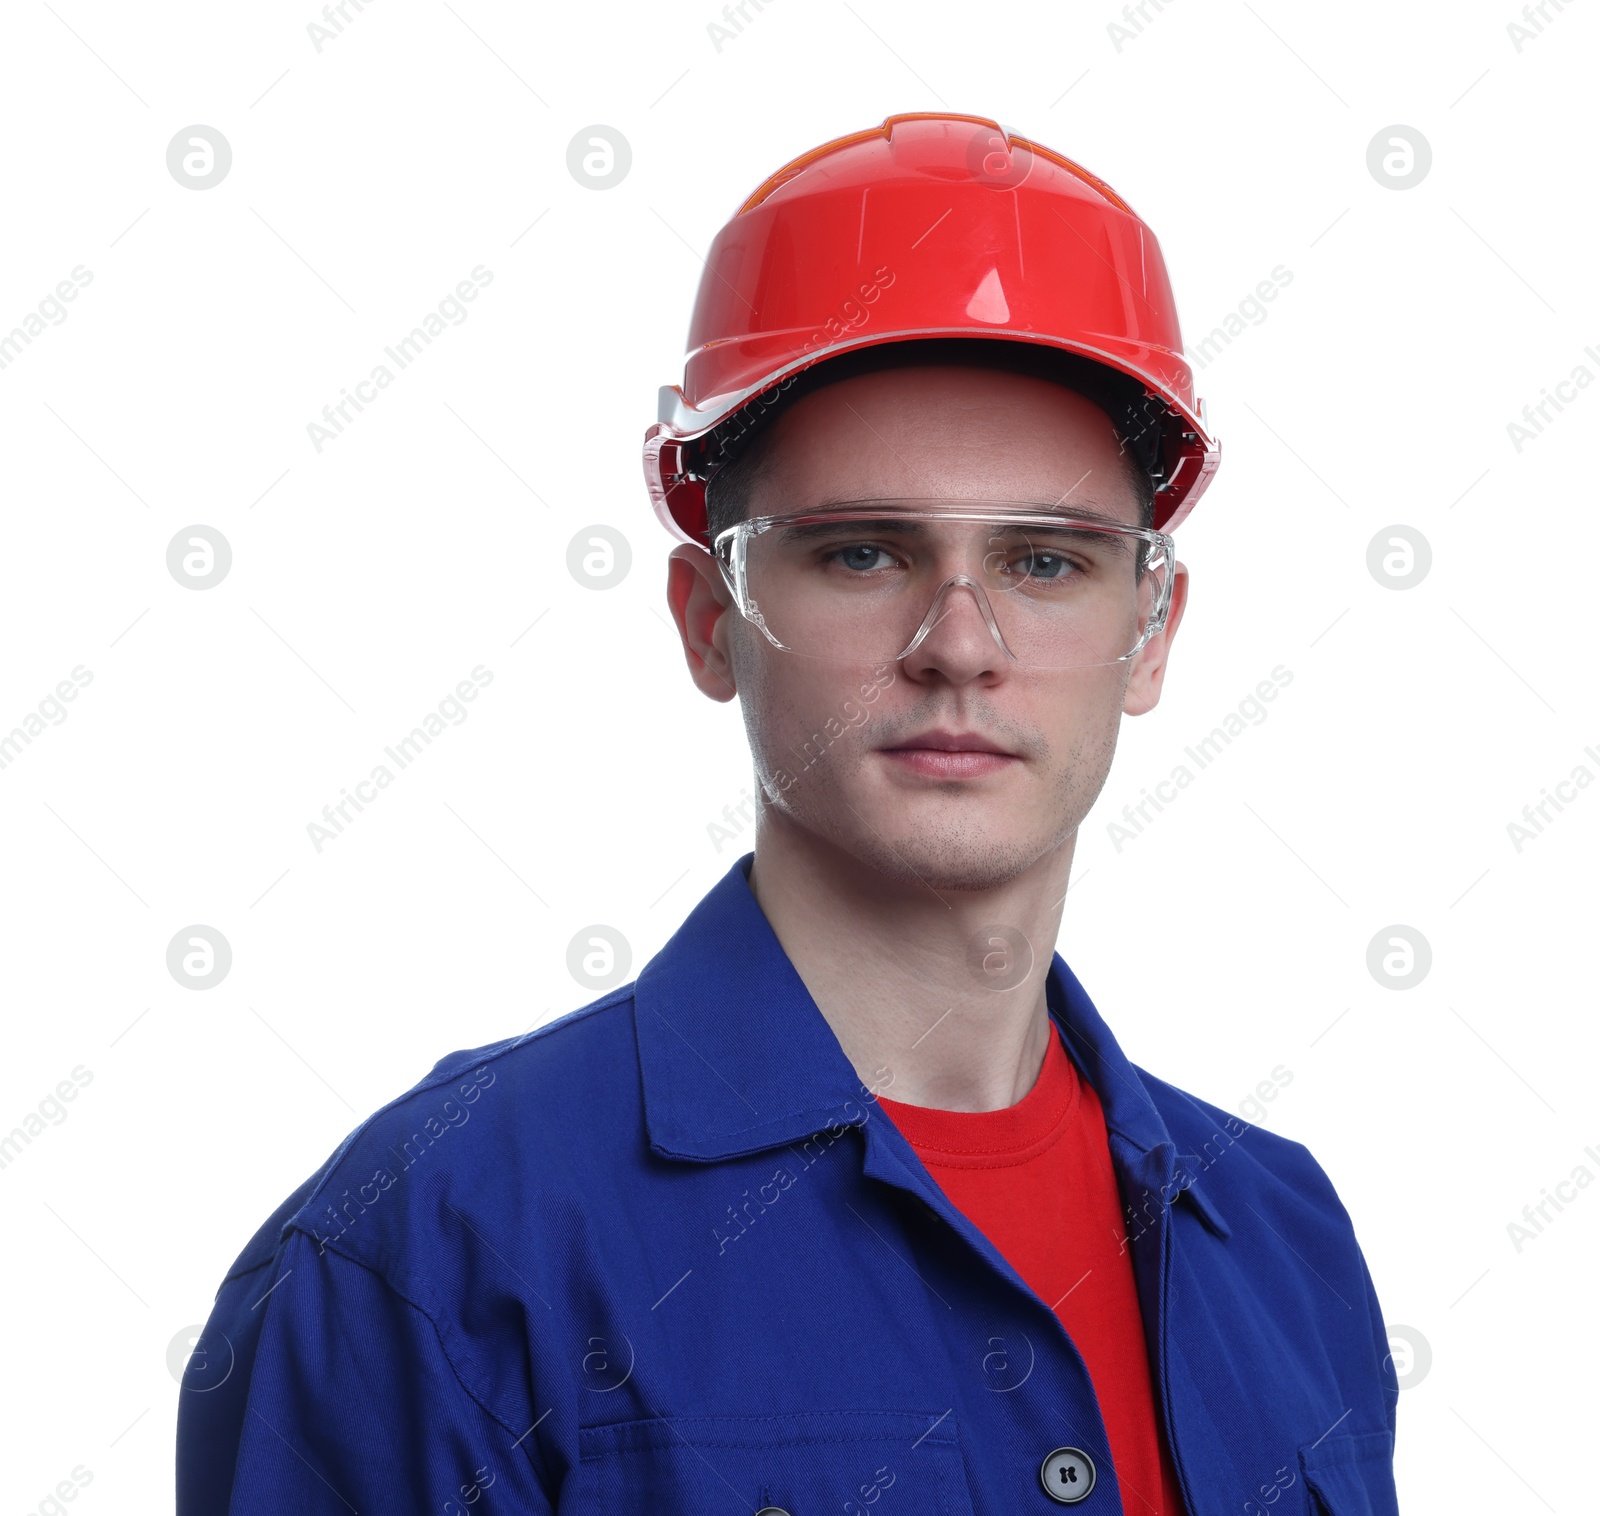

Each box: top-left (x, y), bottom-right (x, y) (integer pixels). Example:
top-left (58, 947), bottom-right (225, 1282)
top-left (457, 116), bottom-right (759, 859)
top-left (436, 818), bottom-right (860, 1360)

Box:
top-left (178, 854), bottom-right (1399, 1515)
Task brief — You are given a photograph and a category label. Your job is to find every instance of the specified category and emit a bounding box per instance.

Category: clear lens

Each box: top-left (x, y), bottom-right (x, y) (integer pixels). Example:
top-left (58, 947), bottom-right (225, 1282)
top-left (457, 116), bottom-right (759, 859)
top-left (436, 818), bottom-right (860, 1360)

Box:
top-left (719, 505), bottom-right (1173, 670)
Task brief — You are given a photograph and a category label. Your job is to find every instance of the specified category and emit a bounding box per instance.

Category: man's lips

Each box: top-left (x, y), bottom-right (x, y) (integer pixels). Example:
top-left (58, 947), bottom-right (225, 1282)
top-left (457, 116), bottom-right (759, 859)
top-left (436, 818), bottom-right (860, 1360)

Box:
top-left (877, 729), bottom-right (1021, 780)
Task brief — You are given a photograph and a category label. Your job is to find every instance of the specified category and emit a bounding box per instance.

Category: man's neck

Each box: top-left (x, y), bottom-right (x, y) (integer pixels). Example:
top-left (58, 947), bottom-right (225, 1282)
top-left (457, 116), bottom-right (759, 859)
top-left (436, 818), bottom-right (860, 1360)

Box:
top-left (746, 815), bottom-right (1076, 1114)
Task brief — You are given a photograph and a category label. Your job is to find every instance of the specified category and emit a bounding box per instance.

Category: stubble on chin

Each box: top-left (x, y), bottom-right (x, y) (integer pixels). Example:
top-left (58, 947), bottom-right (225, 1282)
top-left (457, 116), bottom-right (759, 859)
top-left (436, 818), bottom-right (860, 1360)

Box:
top-left (738, 641), bottom-right (1127, 895)
top-left (759, 720), bottom-right (1116, 897)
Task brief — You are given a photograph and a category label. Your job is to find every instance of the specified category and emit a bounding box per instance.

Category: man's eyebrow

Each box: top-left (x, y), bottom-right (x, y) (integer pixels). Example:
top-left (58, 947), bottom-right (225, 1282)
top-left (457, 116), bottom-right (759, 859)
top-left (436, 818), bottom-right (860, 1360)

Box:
top-left (777, 517), bottom-right (927, 541)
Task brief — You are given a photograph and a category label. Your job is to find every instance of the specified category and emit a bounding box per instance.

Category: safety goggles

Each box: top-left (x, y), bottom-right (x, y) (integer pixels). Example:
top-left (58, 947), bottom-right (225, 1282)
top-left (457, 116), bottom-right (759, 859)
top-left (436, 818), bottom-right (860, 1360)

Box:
top-left (712, 501), bottom-right (1176, 670)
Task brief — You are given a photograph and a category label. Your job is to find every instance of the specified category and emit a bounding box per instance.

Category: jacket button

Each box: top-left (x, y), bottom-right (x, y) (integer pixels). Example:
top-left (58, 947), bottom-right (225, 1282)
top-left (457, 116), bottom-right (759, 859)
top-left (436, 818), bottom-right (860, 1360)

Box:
top-left (754, 1509), bottom-right (792, 1515)
top-left (1039, 1446), bottom-right (1097, 1503)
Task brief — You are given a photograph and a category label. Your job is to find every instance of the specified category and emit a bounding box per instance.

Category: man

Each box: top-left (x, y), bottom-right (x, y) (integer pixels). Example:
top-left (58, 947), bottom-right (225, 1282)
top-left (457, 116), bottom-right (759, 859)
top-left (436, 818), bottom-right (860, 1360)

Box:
top-left (179, 115), bottom-right (1398, 1514)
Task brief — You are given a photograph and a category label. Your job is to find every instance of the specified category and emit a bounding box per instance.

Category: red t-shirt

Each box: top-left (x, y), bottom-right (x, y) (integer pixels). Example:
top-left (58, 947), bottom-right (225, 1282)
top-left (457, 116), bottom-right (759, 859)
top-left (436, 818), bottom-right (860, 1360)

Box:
top-left (875, 1024), bottom-right (1186, 1516)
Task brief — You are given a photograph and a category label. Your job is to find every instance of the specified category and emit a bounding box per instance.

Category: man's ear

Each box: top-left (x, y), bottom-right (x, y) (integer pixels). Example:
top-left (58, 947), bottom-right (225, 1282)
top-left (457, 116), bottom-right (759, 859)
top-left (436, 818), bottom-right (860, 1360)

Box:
top-left (1122, 560), bottom-right (1187, 717)
top-left (666, 544), bottom-right (739, 702)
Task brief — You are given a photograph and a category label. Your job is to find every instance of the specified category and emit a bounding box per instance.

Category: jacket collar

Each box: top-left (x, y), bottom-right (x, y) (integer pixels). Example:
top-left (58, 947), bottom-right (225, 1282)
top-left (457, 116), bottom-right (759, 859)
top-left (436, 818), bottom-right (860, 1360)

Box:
top-left (635, 853), bottom-right (1191, 1166)
top-left (634, 854), bottom-right (869, 1161)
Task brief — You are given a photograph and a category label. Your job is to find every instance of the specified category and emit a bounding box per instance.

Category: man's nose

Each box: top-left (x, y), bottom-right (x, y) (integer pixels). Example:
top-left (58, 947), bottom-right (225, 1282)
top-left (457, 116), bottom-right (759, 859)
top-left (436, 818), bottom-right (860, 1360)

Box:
top-left (896, 573), bottom-right (1012, 683)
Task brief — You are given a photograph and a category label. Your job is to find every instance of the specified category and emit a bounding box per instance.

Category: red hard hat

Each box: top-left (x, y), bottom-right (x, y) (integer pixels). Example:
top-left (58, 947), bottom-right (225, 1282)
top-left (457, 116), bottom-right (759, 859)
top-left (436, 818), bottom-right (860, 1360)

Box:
top-left (643, 112), bottom-right (1219, 545)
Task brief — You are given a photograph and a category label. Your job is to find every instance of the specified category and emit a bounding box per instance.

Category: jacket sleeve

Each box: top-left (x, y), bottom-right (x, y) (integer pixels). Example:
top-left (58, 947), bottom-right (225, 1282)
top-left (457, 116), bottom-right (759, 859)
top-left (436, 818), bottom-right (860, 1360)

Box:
top-left (177, 1225), bottom-right (557, 1514)
top-left (1359, 1244), bottom-right (1401, 1447)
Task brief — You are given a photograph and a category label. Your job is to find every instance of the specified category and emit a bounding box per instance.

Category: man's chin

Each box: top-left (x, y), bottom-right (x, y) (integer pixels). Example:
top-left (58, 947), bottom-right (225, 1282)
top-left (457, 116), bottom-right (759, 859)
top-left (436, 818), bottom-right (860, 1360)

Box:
top-left (758, 763), bottom-right (1069, 894)
top-left (832, 817), bottom-right (1051, 896)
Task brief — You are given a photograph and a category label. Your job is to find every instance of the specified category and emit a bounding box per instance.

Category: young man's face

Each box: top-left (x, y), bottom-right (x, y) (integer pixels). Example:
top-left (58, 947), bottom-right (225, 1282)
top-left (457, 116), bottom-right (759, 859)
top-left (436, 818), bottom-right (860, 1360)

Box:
top-left (669, 363), bottom-right (1188, 893)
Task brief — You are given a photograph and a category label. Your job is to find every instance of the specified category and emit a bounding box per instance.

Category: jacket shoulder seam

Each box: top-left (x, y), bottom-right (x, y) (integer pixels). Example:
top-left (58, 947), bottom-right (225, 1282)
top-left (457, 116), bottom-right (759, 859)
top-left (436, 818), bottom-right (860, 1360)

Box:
top-left (292, 1228), bottom-right (558, 1502)
top-left (287, 992), bottom-right (635, 1232)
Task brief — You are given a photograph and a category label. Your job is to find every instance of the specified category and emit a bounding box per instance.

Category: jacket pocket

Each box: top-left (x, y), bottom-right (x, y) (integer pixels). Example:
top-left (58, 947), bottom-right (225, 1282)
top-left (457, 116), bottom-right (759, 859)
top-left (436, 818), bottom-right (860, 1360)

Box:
top-left (1299, 1431), bottom-right (1399, 1516)
top-left (570, 1408), bottom-right (972, 1514)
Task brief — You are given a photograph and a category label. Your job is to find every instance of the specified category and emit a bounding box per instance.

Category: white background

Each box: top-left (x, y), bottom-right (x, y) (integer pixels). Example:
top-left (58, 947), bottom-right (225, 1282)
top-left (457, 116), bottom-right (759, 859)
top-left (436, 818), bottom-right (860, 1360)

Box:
top-left (1, 0), bottom-right (1595, 1510)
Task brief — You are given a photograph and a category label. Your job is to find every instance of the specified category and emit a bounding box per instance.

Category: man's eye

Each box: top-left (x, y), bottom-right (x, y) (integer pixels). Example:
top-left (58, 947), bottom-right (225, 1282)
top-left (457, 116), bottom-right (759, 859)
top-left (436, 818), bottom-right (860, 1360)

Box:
top-left (1011, 551), bottom-right (1073, 580)
top-left (828, 543), bottom-right (896, 572)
